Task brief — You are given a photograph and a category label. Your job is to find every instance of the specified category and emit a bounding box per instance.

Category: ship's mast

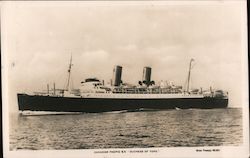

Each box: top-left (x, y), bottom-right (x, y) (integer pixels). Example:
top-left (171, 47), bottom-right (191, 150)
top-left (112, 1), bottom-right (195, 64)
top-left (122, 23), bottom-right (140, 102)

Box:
top-left (66, 54), bottom-right (73, 91)
top-left (187, 58), bottom-right (194, 93)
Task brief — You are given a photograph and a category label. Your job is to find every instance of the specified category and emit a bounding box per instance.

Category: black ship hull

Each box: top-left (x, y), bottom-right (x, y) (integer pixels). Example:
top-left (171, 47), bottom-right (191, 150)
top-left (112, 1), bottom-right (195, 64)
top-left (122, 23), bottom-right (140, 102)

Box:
top-left (17, 94), bottom-right (228, 113)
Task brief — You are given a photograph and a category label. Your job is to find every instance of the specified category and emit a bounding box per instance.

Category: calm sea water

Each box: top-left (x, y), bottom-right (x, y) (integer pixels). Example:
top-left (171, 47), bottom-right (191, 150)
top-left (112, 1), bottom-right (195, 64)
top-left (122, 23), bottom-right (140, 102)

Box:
top-left (9, 108), bottom-right (242, 150)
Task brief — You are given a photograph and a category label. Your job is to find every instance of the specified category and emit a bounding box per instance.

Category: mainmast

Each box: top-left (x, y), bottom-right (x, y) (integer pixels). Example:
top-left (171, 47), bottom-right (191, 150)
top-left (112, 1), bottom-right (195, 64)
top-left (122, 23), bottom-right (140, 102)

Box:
top-left (187, 58), bottom-right (195, 93)
top-left (66, 54), bottom-right (73, 91)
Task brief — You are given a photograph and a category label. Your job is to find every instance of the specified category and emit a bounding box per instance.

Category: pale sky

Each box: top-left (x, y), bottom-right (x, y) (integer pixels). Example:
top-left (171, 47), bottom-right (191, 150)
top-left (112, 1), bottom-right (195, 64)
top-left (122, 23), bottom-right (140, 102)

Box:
top-left (1, 1), bottom-right (247, 112)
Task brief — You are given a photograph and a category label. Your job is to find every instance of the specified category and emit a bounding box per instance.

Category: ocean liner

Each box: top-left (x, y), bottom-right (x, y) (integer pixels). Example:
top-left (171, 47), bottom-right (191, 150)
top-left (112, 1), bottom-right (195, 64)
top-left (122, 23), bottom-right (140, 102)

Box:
top-left (17, 57), bottom-right (228, 113)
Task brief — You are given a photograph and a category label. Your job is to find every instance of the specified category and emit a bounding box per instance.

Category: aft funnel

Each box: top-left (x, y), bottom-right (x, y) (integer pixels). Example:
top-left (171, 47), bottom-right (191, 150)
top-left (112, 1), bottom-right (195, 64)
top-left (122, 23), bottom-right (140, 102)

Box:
top-left (112, 65), bottom-right (122, 86)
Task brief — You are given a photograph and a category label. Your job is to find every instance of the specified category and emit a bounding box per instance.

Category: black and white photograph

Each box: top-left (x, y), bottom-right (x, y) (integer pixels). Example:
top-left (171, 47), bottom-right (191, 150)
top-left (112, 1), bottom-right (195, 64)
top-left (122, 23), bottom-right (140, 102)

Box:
top-left (1, 1), bottom-right (249, 158)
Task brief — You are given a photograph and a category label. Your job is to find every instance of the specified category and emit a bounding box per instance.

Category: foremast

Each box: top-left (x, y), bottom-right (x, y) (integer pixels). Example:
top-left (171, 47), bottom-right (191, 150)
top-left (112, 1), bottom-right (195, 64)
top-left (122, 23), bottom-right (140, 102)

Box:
top-left (187, 58), bottom-right (195, 93)
top-left (66, 54), bottom-right (73, 91)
